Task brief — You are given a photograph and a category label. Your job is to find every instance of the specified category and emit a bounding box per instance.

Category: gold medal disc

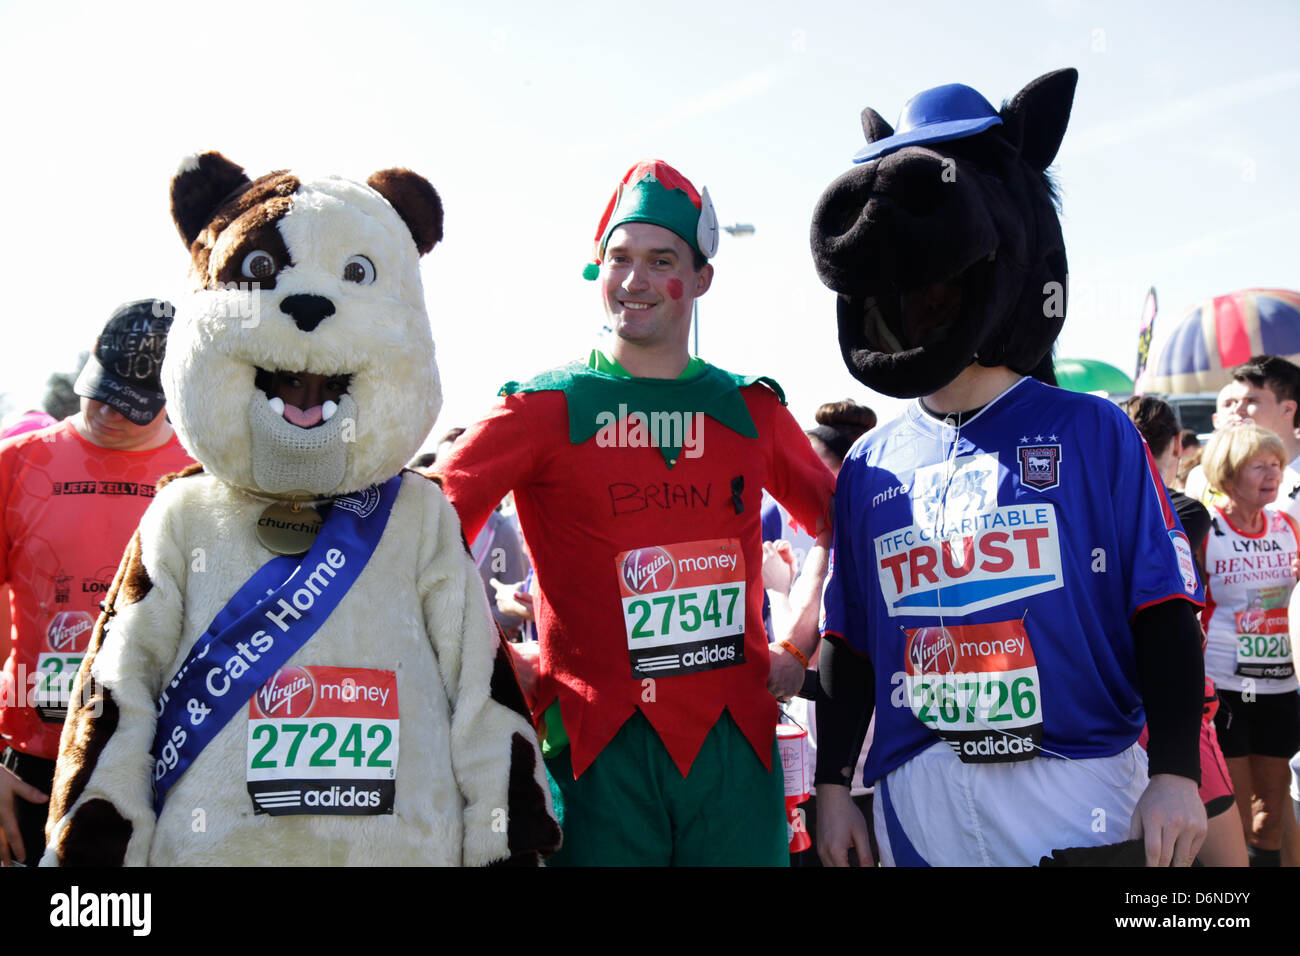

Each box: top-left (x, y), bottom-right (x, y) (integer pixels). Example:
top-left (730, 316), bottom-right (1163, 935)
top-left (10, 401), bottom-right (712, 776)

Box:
top-left (256, 503), bottom-right (323, 555)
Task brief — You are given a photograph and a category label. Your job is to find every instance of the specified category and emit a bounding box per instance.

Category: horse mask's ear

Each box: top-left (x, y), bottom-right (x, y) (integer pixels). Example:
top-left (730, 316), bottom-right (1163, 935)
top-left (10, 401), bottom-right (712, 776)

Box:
top-left (999, 69), bottom-right (1078, 171)
top-left (860, 107), bottom-right (894, 145)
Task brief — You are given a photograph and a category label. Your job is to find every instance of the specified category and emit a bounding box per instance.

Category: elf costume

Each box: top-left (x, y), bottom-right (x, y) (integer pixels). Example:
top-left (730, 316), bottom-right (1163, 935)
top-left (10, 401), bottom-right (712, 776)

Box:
top-left (438, 161), bottom-right (834, 865)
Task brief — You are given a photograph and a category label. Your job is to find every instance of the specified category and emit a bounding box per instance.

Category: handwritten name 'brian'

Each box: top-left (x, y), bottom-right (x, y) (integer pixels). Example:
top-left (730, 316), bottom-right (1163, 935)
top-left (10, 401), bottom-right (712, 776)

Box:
top-left (609, 482), bottom-right (711, 516)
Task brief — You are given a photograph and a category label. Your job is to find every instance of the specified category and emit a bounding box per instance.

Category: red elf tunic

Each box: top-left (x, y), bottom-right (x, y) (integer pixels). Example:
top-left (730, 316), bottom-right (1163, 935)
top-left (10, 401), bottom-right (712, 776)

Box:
top-left (438, 361), bottom-right (833, 777)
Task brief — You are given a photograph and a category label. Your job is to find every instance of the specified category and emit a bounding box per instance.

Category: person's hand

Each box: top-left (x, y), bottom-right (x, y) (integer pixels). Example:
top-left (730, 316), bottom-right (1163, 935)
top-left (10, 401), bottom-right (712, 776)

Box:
top-left (0, 765), bottom-right (48, 866)
top-left (767, 641), bottom-right (806, 701)
top-left (1130, 773), bottom-right (1206, 866)
top-left (507, 640), bottom-right (542, 710)
top-left (816, 783), bottom-right (873, 867)
top-left (490, 578), bottom-right (535, 622)
top-left (761, 540), bottom-right (797, 595)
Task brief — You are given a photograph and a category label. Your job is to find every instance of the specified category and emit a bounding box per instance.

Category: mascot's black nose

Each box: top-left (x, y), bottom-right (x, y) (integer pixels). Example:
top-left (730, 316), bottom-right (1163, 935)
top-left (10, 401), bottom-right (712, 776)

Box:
top-left (280, 294), bottom-right (336, 332)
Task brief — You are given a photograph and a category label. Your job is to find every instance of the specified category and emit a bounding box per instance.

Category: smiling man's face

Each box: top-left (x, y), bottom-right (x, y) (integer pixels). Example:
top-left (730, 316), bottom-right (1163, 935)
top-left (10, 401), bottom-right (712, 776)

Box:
top-left (1220, 379), bottom-right (1296, 438)
top-left (600, 222), bottom-right (711, 352)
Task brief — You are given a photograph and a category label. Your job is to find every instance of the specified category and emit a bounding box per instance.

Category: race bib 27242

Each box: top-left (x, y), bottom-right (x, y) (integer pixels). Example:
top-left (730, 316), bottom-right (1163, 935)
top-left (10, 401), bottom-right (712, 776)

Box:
top-left (245, 665), bottom-right (398, 816)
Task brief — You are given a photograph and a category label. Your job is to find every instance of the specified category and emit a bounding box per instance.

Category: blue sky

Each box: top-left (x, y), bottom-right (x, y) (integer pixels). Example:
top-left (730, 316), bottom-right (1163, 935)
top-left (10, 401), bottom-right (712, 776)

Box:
top-left (2, 0), bottom-right (1297, 438)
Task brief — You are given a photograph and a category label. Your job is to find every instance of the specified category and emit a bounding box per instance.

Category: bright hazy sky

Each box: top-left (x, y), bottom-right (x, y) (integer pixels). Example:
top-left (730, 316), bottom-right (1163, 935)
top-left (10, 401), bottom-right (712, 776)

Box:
top-left (2, 0), bottom-right (1297, 444)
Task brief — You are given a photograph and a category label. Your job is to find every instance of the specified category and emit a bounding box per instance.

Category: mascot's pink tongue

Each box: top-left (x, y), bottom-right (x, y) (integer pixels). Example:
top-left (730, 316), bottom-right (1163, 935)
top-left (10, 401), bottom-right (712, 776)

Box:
top-left (283, 403), bottom-right (323, 427)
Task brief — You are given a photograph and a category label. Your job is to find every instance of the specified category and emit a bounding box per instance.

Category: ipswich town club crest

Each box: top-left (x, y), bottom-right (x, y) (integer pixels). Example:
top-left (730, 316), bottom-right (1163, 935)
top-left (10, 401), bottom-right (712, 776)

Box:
top-left (1017, 443), bottom-right (1061, 491)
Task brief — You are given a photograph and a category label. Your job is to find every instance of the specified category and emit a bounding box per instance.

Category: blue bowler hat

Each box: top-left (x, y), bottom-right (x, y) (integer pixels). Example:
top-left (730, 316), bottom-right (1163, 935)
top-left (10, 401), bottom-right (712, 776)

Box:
top-left (852, 83), bottom-right (1003, 164)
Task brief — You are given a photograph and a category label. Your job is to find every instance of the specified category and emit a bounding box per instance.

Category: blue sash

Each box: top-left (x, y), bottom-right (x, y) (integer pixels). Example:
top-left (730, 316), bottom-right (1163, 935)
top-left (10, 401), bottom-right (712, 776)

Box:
top-left (150, 475), bottom-right (401, 813)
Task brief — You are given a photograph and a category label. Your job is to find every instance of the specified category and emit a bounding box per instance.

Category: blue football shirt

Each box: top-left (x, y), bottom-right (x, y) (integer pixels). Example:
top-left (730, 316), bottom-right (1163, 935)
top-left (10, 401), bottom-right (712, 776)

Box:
top-left (821, 378), bottom-right (1203, 784)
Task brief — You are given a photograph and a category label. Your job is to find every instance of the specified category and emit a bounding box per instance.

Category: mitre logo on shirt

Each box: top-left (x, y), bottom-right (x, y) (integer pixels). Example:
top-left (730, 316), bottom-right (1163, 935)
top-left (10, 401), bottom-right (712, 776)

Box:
top-left (875, 454), bottom-right (1064, 616)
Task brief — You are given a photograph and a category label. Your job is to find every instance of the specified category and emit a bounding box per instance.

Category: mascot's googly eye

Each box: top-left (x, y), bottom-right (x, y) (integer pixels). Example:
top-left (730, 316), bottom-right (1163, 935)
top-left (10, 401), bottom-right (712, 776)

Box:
top-left (342, 255), bottom-right (376, 285)
top-left (241, 250), bottom-right (276, 280)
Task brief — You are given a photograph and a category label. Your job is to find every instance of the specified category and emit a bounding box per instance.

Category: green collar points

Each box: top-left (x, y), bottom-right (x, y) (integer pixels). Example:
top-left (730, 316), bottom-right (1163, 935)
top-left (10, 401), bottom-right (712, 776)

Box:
top-left (499, 360), bottom-right (785, 469)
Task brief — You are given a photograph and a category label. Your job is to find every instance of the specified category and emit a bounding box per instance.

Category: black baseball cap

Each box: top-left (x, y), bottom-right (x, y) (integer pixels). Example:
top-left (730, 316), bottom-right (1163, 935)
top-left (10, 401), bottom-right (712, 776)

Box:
top-left (74, 299), bottom-right (175, 425)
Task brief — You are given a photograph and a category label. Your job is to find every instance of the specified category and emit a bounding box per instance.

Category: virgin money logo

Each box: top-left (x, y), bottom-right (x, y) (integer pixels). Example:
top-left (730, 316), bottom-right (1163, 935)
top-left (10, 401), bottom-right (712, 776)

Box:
top-left (1238, 609), bottom-right (1267, 633)
top-left (1236, 608), bottom-right (1286, 635)
top-left (255, 666), bottom-right (316, 719)
top-left (47, 611), bottom-right (94, 652)
top-left (621, 547), bottom-right (676, 594)
top-left (907, 626), bottom-right (957, 675)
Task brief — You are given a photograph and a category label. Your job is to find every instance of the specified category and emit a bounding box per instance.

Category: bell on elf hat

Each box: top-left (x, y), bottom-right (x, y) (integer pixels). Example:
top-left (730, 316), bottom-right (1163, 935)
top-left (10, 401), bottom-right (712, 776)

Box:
top-left (582, 159), bottom-right (719, 280)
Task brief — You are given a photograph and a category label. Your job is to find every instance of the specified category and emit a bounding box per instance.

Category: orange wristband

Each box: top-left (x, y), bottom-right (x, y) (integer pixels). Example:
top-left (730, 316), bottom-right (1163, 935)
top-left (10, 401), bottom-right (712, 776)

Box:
top-left (779, 640), bottom-right (809, 668)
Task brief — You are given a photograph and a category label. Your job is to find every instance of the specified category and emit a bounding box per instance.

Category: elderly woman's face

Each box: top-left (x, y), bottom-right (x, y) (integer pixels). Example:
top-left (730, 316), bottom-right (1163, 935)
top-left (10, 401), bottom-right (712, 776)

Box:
top-left (1227, 452), bottom-right (1284, 509)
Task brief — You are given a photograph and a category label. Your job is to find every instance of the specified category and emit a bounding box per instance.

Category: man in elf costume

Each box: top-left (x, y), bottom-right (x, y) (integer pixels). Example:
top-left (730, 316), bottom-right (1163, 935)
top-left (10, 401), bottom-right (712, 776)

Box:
top-left (437, 160), bottom-right (834, 865)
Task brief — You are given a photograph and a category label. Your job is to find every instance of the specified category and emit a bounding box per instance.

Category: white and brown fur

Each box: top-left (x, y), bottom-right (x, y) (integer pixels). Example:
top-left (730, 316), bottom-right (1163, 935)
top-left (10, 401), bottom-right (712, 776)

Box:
top-left (42, 153), bottom-right (559, 865)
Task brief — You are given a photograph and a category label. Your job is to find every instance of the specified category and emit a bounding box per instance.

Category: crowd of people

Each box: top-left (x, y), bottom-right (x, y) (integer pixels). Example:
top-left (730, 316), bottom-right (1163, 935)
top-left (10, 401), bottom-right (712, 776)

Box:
top-left (1137, 356), bottom-right (1300, 867)
top-left (1, 72), bottom-right (1297, 868)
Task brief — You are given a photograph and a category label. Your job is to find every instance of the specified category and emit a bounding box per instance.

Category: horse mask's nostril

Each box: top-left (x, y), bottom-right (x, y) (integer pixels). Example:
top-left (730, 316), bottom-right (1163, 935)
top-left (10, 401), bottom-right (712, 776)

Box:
top-left (876, 154), bottom-right (950, 220)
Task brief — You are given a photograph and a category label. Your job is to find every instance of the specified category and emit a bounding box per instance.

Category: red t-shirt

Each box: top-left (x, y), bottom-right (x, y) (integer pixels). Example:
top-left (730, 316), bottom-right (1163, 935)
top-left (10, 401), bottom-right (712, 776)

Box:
top-left (439, 380), bottom-right (833, 778)
top-left (0, 419), bottom-right (195, 758)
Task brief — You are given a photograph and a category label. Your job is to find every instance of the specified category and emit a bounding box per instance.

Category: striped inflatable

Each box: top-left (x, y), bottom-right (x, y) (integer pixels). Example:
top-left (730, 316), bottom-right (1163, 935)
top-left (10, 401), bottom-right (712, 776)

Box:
top-left (1147, 288), bottom-right (1300, 395)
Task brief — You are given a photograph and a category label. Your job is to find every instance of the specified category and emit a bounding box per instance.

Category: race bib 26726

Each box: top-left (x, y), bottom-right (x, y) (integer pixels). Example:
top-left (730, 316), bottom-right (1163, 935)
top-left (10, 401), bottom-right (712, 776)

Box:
top-left (904, 620), bottom-right (1043, 764)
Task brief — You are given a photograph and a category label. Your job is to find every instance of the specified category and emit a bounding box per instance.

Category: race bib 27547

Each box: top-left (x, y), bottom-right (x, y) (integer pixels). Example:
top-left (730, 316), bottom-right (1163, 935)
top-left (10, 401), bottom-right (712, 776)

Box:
top-left (617, 538), bottom-right (746, 678)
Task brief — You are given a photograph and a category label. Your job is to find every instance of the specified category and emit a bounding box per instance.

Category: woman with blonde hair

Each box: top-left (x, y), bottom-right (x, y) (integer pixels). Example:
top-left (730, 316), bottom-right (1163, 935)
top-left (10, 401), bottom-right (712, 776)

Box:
top-left (1201, 422), bottom-right (1300, 865)
top-left (1124, 396), bottom-right (1245, 865)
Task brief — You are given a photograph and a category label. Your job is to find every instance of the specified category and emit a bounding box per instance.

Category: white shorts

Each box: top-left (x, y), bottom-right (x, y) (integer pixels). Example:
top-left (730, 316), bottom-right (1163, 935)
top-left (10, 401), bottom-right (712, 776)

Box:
top-left (873, 740), bottom-right (1148, 866)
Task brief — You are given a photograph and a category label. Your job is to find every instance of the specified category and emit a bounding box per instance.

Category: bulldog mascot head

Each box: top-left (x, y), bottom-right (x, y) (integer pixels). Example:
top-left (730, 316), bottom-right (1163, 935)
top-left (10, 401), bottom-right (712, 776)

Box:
top-left (166, 152), bottom-right (444, 497)
top-left (42, 153), bottom-right (558, 867)
top-left (811, 69), bottom-right (1077, 397)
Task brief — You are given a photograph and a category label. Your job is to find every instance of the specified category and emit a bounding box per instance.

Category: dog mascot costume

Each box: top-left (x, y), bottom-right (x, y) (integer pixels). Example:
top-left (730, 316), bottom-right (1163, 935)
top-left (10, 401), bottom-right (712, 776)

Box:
top-left (810, 70), bottom-right (1207, 866)
top-left (41, 152), bottom-right (560, 866)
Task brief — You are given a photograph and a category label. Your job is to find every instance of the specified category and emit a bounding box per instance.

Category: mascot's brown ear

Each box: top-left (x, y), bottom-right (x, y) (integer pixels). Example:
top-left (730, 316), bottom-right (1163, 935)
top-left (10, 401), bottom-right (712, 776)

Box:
top-left (860, 107), bottom-right (894, 144)
top-left (171, 152), bottom-right (251, 248)
top-left (368, 169), bottom-right (444, 256)
top-left (1000, 68), bottom-right (1078, 172)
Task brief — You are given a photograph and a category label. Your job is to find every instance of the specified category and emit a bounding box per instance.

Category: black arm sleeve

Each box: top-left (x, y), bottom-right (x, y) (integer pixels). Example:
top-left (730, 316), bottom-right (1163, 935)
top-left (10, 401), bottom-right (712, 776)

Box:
top-left (814, 635), bottom-right (875, 787)
top-left (1133, 598), bottom-right (1204, 783)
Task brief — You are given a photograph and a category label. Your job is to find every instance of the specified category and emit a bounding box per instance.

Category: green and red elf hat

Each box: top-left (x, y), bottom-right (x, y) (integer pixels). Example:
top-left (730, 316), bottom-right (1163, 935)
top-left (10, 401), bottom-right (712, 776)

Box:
top-left (582, 159), bottom-right (720, 280)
